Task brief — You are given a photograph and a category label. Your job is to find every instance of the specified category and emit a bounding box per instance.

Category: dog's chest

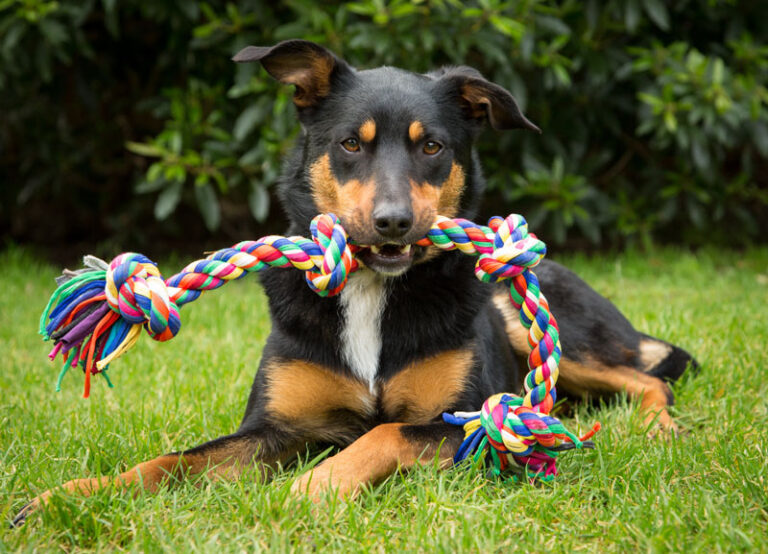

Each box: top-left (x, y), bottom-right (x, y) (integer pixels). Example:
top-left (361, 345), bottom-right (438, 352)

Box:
top-left (338, 271), bottom-right (387, 392)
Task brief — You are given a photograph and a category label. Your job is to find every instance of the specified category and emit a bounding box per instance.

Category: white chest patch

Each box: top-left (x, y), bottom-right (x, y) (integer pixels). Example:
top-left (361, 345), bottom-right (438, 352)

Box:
top-left (339, 270), bottom-right (388, 392)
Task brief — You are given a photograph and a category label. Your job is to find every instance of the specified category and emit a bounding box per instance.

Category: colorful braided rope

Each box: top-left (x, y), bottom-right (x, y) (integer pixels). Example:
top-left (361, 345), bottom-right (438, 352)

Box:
top-left (40, 212), bottom-right (598, 478)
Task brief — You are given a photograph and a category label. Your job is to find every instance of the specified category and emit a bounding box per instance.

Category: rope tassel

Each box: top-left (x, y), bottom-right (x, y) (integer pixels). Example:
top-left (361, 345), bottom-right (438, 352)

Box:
top-left (40, 212), bottom-right (599, 478)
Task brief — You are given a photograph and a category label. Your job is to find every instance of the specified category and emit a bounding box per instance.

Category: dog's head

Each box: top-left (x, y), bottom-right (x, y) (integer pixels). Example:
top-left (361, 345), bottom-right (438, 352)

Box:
top-left (234, 40), bottom-right (538, 276)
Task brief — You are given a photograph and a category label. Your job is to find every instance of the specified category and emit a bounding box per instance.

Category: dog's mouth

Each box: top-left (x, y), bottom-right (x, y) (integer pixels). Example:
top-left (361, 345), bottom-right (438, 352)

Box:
top-left (356, 243), bottom-right (425, 276)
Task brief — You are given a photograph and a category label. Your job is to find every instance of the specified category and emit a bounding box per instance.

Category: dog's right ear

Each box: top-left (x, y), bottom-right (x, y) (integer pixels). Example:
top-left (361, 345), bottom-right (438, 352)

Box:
top-left (233, 40), bottom-right (350, 108)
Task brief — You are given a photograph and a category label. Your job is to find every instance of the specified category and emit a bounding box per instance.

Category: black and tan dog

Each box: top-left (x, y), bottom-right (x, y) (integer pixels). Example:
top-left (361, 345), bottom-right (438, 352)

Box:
top-left (13, 40), bottom-right (697, 525)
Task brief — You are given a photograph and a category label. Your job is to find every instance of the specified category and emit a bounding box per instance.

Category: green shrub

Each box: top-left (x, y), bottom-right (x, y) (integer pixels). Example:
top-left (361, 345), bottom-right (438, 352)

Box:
top-left (1, 0), bottom-right (766, 249)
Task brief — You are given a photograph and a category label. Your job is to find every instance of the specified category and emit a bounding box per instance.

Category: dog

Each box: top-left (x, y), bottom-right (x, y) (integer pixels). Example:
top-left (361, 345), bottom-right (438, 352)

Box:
top-left (12, 39), bottom-right (697, 526)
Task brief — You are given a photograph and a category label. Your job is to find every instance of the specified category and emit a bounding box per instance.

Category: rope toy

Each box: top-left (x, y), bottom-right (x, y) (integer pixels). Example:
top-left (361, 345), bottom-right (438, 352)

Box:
top-left (40, 212), bottom-right (599, 479)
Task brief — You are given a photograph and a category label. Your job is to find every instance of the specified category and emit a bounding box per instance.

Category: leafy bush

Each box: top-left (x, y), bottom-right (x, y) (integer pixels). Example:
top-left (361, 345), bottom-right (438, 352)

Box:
top-left (2, 0), bottom-right (767, 250)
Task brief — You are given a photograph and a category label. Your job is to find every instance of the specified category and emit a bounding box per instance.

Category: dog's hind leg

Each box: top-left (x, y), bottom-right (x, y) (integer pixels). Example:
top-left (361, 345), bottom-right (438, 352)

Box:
top-left (11, 425), bottom-right (301, 527)
top-left (492, 259), bottom-right (698, 434)
top-left (290, 422), bottom-right (464, 502)
top-left (555, 355), bottom-right (680, 432)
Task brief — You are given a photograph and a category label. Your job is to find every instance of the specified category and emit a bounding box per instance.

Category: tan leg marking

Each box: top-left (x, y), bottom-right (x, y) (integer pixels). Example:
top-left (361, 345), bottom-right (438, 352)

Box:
top-left (21, 447), bottom-right (255, 519)
top-left (557, 358), bottom-right (676, 431)
top-left (493, 291), bottom-right (676, 431)
top-left (291, 423), bottom-right (452, 501)
top-left (15, 432), bottom-right (299, 524)
top-left (381, 348), bottom-right (474, 424)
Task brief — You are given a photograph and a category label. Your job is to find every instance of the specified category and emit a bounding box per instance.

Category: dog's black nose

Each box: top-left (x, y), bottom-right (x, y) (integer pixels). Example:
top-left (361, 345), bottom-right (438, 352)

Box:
top-left (373, 209), bottom-right (413, 238)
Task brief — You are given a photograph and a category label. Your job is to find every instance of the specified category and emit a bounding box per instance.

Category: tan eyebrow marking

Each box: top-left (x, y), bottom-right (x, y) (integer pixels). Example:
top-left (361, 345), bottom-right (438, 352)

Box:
top-left (359, 119), bottom-right (376, 142)
top-left (408, 121), bottom-right (424, 142)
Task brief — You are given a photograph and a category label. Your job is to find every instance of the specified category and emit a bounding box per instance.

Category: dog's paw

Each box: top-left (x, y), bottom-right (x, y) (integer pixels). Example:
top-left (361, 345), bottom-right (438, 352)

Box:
top-left (290, 467), bottom-right (332, 502)
top-left (644, 415), bottom-right (682, 440)
top-left (9, 487), bottom-right (60, 528)
top-left (291, 462), bottom-right (357, 503)
top-left (641, 407), bottom-right (683, 439)
top-left (9, 498), bottom-right (40, 528)
top-left (9, 479), bottom-right (97, 528)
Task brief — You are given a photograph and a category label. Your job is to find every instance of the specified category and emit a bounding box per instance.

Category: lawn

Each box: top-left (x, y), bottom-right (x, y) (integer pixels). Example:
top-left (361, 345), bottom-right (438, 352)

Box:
top-left (1, 245), bottom-right (767, 552)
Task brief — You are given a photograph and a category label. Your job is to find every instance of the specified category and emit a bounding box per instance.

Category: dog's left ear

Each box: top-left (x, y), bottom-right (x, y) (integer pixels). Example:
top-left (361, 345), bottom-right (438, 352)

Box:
top-left (232, 40), bottom-right (351, 108)
top-left (433, 67), bottom-right (540, 132)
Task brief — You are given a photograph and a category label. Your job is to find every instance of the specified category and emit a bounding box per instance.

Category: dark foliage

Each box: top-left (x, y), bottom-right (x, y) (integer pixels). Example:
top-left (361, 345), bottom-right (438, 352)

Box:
top-left (2, 0), bottom-right (766, 254)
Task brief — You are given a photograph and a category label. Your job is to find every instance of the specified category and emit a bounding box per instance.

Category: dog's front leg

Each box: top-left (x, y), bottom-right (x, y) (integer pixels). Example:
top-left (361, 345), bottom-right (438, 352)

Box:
top-left (291, 421), bottom-right (464, 501)
top-left (11, 425), bottom-right (301, 527)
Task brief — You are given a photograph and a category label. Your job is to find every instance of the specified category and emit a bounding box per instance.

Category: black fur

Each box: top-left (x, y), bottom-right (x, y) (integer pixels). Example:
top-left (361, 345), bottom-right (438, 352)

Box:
top-left (12, 40), bottom-right (699, 526)
top-left (233, 39), bottom-right (698, 442)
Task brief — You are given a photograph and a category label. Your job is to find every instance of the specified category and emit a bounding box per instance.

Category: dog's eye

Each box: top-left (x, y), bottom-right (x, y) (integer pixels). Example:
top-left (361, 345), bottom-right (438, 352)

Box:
top-left (423, 141), bottom-right (442, 155)
top-left (341, 138), bottom-right (360, 153)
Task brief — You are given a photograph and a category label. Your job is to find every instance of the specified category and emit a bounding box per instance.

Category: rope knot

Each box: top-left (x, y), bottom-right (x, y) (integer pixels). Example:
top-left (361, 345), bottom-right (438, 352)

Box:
top-left (481, 393), bottom-right (560, 456)
top-left (105, 253), bottom-right (180, 341)
top-left (304, 213), bottom-right (358, 297)
top-left (474, 214), bottom-right (546, 283)
top-left (446, 391), bottom-right (595, 480)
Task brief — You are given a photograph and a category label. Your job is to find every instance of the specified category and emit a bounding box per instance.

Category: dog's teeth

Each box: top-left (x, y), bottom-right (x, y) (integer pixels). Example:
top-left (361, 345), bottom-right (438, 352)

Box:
top-left (371, 245), bottom-right (381, 254)
top-left (401, 245), bottom-right (411, 254)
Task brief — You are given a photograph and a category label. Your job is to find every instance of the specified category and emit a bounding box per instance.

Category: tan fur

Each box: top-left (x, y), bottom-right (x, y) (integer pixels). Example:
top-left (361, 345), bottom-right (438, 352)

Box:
top-left (309, 153), bottom-right (340, 213)
top-left (264, 358), bottom-right (376, 438)
top-left (492, 292), bottom-right (531, 353)
top-left (381, 348), bottom-right (474, 424)
top-left (438, 162), bottom-right (465, 217)
top-left (408, 120), bottom-right (424, 142)
top-left (291, 423), bottom-right (453, 500)
top-left (50, 456), bottom-right (182, 498)
top-left (460, 84), bottom-right (491, 120)
top-left (280, 56), bottom-right (335, 107)
top-left (311, 154), bottom-right (464, 248)
top-left (20, 438), bottom-right (277, 519)
top-left (411, 162), bottom-right (466, 264)
top-left (492, 291), bottom-right (675, 431)
top-left (639, 339), bottom-right (672, 371)
top-left (309, 153), bottom-right (376, 236)
top-left (409, 178), bottom-right (441, 228)
top-left (359, 119), bottom-right (376, 142)
top-left (409, 162), bottom-right (466, 223)
top-left (556, 357), bottom-right (675, 430)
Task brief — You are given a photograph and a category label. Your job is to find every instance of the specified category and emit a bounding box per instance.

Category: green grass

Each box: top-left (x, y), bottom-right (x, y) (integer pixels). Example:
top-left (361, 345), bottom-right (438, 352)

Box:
top-left (1, 245), bottom-right (767, 552)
